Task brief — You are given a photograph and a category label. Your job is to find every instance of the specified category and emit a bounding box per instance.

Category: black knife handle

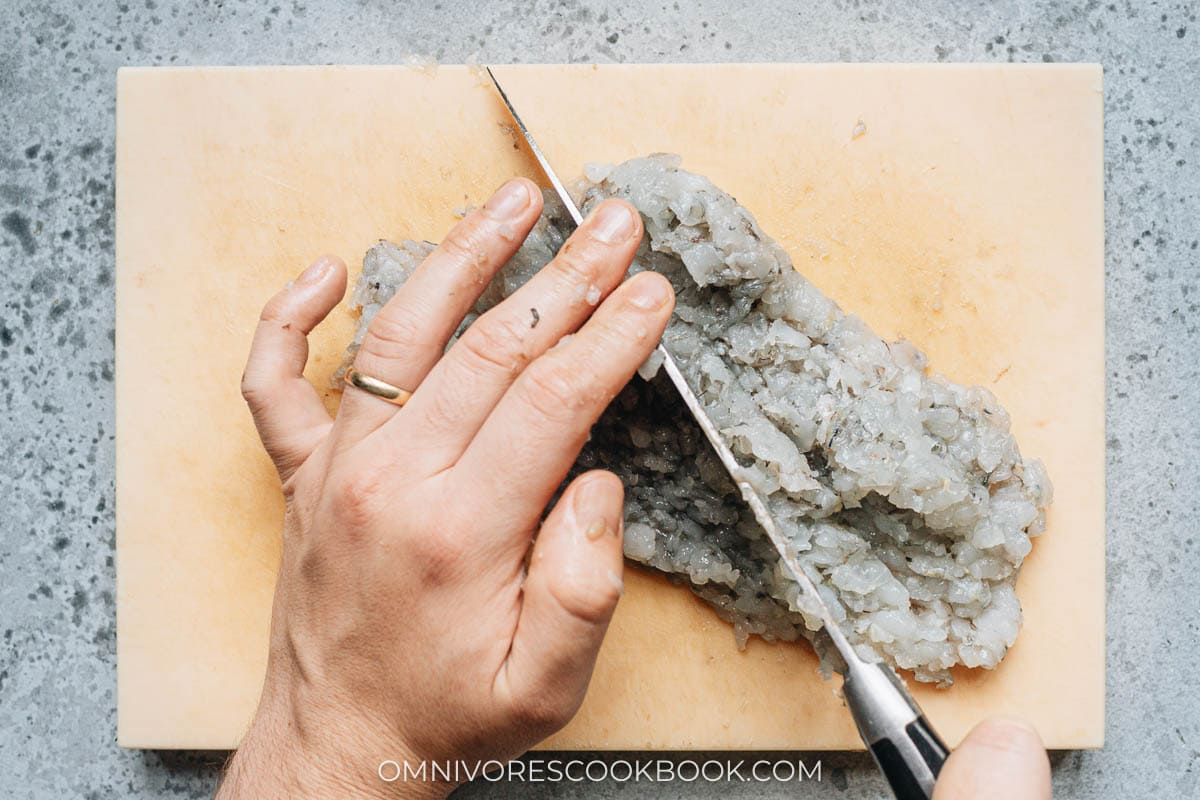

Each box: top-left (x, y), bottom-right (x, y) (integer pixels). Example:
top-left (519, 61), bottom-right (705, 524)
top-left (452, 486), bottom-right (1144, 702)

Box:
top-left (842, 660), bottom-right (951, 800)
top-left (868, 716), bottom-right (950, 800)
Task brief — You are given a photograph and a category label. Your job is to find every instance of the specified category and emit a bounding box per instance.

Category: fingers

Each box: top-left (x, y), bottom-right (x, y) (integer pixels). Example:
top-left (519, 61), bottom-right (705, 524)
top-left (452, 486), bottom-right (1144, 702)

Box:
top-left (454, 270), bottom-right (674, 538)
top-left (381, 199), bottom-right (643, 474)
top-left (492, 471), bottom-right (625, 736)
top-left (933, 717), bottom-right (1052, 800)
top-left (336, 178), bottom-right (544, 443)
top-left (241, 255), bottom-right (348, 481)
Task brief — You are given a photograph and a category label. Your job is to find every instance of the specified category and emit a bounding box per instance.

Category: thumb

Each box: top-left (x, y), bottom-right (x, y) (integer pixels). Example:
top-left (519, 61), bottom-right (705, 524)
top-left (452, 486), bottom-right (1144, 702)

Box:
top-left (933, 716), bottom-right (1052, 800)
top-left (241, 254), bottom-right (348, 481)
top-left (494, 470), bottom-right (625, 736)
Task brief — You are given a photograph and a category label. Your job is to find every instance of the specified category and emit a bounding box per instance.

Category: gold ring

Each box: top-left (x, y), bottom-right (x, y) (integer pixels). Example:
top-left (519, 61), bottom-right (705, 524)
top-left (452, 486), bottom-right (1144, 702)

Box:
top-left (343, 367), bottom-right (414, 407)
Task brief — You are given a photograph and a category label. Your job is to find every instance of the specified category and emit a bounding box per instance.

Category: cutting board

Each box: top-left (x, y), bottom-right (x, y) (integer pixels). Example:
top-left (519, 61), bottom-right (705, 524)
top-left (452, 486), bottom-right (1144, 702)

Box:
top-left (115, 64), bottom-right (1104, 750)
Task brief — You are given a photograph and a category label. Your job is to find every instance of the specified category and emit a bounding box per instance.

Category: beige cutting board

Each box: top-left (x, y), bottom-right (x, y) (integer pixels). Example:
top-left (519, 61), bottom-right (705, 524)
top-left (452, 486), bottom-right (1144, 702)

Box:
top-left (116, 64), bottom-right (1104, 750)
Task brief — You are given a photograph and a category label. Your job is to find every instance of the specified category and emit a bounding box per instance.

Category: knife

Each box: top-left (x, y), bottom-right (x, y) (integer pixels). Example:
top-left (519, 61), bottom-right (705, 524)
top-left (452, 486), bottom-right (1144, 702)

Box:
top-left (486, 67), bottom-right (950, 799)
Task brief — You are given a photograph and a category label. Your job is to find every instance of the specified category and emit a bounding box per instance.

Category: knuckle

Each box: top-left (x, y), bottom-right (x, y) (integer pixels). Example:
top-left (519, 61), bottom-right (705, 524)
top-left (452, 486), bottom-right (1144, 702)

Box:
top-left (456, 312), bottom-right (532, 375)
top-left (239, 374), bottom-right (265, 409)
top-left (439, 220), bottom-right (494, 284)
top-left (360, 308), bottom-right (429, 362)
top-left (548, 577), bottom-right (620, 627)
top-left (240, 371), bottom-right (279, 416)
top-left (550, 243), bottom-right (602, 289)
top-left (327, 469), bottom-right (387, 533)
top-left (595, 313), bottom-right (647, 352)
top-left (257, 292), bottom-right (289, 325)
top-left (519, 360), bottom-right (588, 422)
top-left (410, 527), bottom-right (468, 580)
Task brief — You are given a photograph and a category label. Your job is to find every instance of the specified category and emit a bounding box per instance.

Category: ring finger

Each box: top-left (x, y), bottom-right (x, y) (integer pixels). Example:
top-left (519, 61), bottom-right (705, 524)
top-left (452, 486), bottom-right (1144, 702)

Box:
top-left (336, 178), bottom-right (544, 444)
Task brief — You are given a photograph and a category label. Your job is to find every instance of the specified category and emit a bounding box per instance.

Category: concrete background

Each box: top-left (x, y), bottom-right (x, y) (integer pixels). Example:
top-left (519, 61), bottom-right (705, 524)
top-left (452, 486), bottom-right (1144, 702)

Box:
top-left (1, 0), bottom-right (1197, 797)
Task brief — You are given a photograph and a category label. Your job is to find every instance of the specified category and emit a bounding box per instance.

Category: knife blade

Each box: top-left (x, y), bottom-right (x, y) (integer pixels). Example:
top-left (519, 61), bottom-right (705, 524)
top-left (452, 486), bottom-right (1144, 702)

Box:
top-left (485, 67), bottom-right (950, 799)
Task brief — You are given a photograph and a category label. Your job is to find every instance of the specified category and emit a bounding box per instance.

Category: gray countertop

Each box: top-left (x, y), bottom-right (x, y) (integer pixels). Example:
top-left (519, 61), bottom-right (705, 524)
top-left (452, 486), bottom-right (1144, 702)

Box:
top-left (2, 1), bottom-right (1197, 797)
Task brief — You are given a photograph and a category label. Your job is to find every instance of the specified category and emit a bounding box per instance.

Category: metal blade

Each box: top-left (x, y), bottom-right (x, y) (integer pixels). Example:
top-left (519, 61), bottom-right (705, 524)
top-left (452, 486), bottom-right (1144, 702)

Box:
top-left (486, 67), bottom-right (585, 226)
top-left (485, 67), bottom-right (861, 664)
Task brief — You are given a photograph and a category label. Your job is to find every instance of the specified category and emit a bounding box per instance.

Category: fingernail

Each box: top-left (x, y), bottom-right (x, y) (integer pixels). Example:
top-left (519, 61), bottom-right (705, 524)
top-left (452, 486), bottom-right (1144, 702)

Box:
top-left (483, 179), bottom-right (532, 220)
top-left (588, 201), bottom-right (637, 243)
top-left (574, 473), bottom-right (622, 541)
top-left (627, 273), bottom-right (673, 311)
top-left (296, 255), bottom-right (335, 286)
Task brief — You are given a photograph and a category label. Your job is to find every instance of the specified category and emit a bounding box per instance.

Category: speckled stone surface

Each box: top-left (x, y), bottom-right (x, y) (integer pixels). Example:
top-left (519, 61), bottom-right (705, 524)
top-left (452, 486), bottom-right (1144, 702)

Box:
top-left (1, 1), bottom-right (1197, 797)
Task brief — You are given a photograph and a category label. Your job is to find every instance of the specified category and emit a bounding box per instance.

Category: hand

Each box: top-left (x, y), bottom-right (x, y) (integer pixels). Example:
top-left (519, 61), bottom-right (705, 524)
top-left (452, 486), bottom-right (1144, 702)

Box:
top-left (934, 716), bottom-right (1053, 799)
top-left (218, 179), bottom-right (673, 799)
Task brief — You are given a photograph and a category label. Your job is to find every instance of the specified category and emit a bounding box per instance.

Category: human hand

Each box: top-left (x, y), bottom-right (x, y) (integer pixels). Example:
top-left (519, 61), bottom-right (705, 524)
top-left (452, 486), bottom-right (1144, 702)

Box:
top-left (217, 179), bottom-right (673, 799)
top-left (934, 716), bottom-right (1052, 799)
